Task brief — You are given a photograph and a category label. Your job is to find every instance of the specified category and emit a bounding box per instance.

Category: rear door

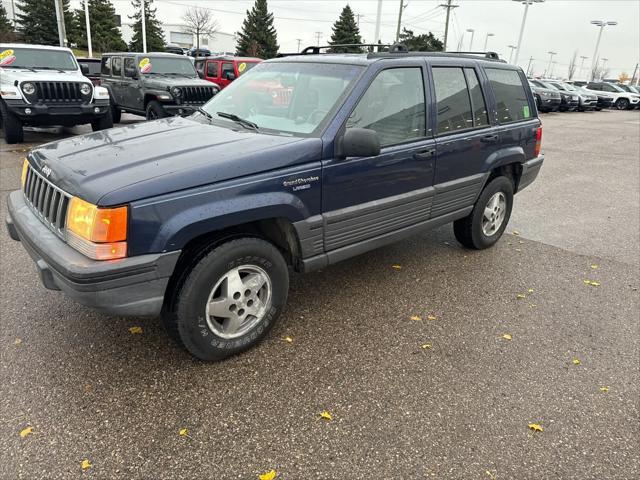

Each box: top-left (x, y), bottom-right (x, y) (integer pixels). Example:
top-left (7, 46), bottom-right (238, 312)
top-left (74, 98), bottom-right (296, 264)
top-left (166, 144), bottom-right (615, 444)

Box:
top-left (321, 62), bottom-right (437, 252)
top-left (429, 62), bottom-right (499, 218)
top-left (220, 61), bottom-right (234, 88)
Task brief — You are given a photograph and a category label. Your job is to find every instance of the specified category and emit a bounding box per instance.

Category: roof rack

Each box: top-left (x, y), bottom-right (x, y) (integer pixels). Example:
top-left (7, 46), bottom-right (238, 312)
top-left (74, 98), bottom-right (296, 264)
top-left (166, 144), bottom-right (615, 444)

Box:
top-left (277, 43), bottom-right (407, 57)
top-left (446, 51), bottom-right (501, 60)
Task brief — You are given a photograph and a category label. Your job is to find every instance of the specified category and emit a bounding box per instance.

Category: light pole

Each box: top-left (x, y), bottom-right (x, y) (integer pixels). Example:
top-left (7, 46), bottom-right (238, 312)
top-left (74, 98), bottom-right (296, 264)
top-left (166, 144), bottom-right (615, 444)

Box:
top-left (589, 20), bottom-right (617, 80)
top-left (579, 55), bottom-right (588, 78)
top-left (513, 0), bottom-right (545, 66)
top-left (84, 0), bottom-right (92, 57)
top-left (526, 56), bottom-right (534, 76)
top-left (466, 29), bottom-right (475, 50)
top-left (483, 33), bottom-right (494, 51)
top-left (549, 60), bottom-right (557, 77)
top-left (546, 51), bottom-right (556, 77)
top-left (507, 45), bottom-right (517, 64)
top-left (141, 0), bottom-right (147, 53)
top-left (601, 58), bottom-right (609, 79)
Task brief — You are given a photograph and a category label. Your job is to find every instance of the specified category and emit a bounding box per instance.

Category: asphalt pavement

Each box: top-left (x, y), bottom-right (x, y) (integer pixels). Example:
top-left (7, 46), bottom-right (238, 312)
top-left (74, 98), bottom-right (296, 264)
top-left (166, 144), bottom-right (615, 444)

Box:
top-left (1, 111), bottom-right (638, 479)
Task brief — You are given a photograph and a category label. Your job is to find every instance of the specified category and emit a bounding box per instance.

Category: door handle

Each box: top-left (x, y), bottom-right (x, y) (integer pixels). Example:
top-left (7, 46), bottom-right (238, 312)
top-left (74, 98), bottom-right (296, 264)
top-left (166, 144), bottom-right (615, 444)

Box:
top-left (481, 134), bottom-right (500, 143)
top-left (413, 148), bottom-right (436, 160)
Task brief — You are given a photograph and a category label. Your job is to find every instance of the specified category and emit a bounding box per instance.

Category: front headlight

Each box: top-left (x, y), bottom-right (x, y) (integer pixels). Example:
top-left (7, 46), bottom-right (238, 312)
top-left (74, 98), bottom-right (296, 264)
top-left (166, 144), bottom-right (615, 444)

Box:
top-left (93, 86), bottom-right (109, 99)
top-left (80, 83), bottom-right (92, 95)
top-left (541, 91), bottom-right (550, 97)
top-left (66, 197), bottom-right (128, 260)
top-left (170, 87), bottom-right (182, 98)
top-left (22, 82), bottom-right (35, 95)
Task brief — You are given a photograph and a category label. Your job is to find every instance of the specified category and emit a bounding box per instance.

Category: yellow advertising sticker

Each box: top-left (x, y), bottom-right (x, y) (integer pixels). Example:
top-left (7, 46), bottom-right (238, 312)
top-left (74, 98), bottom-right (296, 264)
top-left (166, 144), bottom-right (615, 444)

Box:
top-left (0, 49), bottom-right (16, 66)
top-left (139, 57), bottom-right (152, 73)
top-left (238, 62), bottom-right (246, 73)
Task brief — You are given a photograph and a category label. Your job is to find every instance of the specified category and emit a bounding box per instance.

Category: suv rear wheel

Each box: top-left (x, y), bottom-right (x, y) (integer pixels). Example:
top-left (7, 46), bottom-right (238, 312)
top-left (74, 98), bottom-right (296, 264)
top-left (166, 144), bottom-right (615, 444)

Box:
top-left (166, 237), bottom-right (289, 361)
top-left (453, 176), bottom-right (514, 249)
top-left (91, 111), bottom-right (114, 132)
top-left (146, 100), bottom-right (167, 120)
top-left (615, 98), bottom-right (630, 110)
top-left (0, 102), bottom-right (24, 144)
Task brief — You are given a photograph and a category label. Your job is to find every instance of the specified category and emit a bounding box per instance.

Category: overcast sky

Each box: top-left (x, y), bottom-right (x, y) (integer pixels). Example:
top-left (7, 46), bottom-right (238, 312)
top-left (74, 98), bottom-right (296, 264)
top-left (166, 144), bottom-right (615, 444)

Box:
top-left (4, 0), bottom-right (639, 78)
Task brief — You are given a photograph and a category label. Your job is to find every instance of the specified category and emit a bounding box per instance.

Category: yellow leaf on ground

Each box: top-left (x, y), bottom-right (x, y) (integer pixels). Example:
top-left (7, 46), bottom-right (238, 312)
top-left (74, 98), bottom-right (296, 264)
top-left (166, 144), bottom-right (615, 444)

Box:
top-left (410, 315), bottom-right (422, 321)
top-left (512, 230), bottom-right (520, 235)
top-left (599, 386), bottom-right (609, 393)
top-left (591, 264), bottom-right (598, 269)
top-left (515, 248), bottom-right (522, 252)
top-left (527, 288), bottom-right (534, 293)
top-left (284, 336), bottom-right (293, 343)
top-left (19, 426), bottom-right (33, 438)
top-left (420, 343), bottom-right (432, 349)
top-left (14, 338), bottom-right (22, 345)
top-left (502, 334), bottom-right (512, 341)
top-left (179, 428), bottom-right (188, 437)
top-left (572, 358), bottom-right (581, 365)
top-left (81, 459), bottom-right (92, 470)
top-left (319, 410), bottom-right (332, 421)
top-left (528, 423), bottom-right (543, 432)
top-left (583, 279), bottom-right (600, 287)
top-left (259, 470), bottom-right (277, 480)
top-left (427, 314), bottom-right (437, 321)
top-left (392, 264), bottom-right (402, 270)
top-left (486, 471), bottom-right (497, 480)
top-left (516, 294), bottom-right (526, 299)
top-left (128, 326), bottom-right (143, 334)
top-left (529, 303), bottom-right (537, 308)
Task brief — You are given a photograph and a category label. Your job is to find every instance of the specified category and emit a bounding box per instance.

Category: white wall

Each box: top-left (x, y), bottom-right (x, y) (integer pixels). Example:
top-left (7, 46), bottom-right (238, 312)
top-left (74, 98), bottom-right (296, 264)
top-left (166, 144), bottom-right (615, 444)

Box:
top-left (121, 22), bottom-right (236, 53)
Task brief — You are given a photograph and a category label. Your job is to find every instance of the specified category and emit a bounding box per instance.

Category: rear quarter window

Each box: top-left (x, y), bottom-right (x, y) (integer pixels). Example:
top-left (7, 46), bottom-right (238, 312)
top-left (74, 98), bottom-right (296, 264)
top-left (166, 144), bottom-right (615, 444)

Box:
top-left (485, 68), bottom-right (533, 124)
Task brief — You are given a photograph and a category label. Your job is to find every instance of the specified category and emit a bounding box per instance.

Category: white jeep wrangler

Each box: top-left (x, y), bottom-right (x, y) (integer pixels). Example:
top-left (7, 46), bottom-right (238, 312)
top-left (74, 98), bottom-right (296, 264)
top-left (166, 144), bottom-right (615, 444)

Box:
top-left (0, 43), bottom-right (113, 144)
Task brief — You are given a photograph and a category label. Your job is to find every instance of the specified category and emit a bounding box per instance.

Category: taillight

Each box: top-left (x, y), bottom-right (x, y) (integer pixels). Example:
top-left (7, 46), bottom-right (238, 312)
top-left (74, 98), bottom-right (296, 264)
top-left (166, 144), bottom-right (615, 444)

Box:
top-left (534, 126), bottom-right (542, 157)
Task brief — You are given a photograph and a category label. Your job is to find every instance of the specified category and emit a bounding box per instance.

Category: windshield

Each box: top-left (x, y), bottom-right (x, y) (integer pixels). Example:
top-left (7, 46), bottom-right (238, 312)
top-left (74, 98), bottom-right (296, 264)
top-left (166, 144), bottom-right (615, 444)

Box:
top-left (563, 83), bottom-right (577, 91)
top-left (201, 61), bottom-right (364, 136)
top-left (138, 56), bottom-right (197, 76)
top-left (629, 85), bottom-right (639, 94)
top-left (80, 61), bottom-right (101, 75)
top-left (0, 47), bottom-right (77, 70)
top-left (609, 83), bottom-right (625, 92)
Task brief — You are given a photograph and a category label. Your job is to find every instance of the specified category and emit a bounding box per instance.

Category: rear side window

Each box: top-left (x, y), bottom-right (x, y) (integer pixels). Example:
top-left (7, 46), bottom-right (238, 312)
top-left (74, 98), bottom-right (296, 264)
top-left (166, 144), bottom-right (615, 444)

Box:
top-left (112, 57), bottom-right (122, 76)
top-left (486, 68), bottom-right (532, 124)
top-left (433, 67), bottom-right (473, 135)
top-left (101, 57), bottom-right (111, 75)
top-left (347, 67), bottom-right (426, 146)
top-left (222, 62), bottom-right (234, 78)
top-left (464, 68), bottom-right (489, 128)
top-left (207, 61), bottom-right (219, 78)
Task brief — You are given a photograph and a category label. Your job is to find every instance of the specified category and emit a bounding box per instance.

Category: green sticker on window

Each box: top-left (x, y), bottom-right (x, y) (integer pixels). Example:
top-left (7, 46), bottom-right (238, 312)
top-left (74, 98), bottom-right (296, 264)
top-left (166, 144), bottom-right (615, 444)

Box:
top-left (523, 105), bottom-right (530, 118)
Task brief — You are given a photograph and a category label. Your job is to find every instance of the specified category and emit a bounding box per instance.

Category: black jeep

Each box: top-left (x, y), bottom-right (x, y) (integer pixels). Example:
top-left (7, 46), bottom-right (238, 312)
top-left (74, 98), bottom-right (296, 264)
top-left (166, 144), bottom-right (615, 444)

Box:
top-left (100, 52), bottom-right (220, 121)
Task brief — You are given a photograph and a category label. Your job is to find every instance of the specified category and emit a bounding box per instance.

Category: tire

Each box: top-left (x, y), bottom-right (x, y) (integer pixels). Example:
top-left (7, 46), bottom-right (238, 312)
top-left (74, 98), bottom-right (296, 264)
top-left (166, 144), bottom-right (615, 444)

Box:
top-left (0, 102), bottom-right (24, 144)
top-left (111, 104), bottom-right (122, 123)
top-left (146, 100), bottom-right (167, 120)
top-left (615, 98), bottom-right (629, 110)
top-left (167, 237), bottom-right (289, 361)
top-left (453, 176), bottom-right (514, 250)
top-left (91, 111), bottom-right (114, 131)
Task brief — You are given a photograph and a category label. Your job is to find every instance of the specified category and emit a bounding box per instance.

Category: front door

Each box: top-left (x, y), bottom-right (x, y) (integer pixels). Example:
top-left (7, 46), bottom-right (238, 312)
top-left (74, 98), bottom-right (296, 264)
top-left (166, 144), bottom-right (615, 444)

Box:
top-left (321, 64), bottom-right (437, 252)
top-left (220, 61), bottom-right (234, 88)
top-left (205, 60), bottom-right (220, 85)
top-left (121, 57), bottom-right (142, 111)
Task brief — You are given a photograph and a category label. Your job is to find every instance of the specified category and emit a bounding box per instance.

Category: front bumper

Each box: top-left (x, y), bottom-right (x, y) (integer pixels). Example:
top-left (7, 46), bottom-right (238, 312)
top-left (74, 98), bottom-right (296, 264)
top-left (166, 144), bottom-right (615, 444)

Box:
top-left (518, 155), bottom-right (544, 192)
top-left (4, 99), bottom-right (110, 125)
top-left (6, 190), bottom-right (180, 317)
top-left (596, 97), bottom-right (614, 108)
top-left (161, 104), bottom-right (203, 116)
top-left (538, 97), bottom-right (561, 111)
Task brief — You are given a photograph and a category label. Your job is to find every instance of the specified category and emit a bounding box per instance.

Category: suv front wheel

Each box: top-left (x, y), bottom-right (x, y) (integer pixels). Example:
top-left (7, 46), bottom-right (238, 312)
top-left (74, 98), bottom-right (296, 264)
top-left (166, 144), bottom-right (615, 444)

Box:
top-left (91, 111), bottom-right (114, 132)
top-left (0, 102), bottom-right (24, 144)
top-left (615, 98), bottom-right (630, 110)
top-left (166, 237), bottom-right (289, 361)
top-left (453, 176), bottom-right (514, 249)
top-left (146, 100), bottom-right (168, 120)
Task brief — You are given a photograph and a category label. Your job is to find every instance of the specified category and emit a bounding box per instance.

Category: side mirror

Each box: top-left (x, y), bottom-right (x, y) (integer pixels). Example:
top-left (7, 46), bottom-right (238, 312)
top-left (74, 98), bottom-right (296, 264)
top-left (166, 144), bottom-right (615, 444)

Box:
top-left (224, 72), bottom-right (236, 81)
top-left (339, 128), bottom-right (381, 158)
top-left (125, 67), bottom-right (138, 79)
top-left (80, 64), bottom-right (89, 75)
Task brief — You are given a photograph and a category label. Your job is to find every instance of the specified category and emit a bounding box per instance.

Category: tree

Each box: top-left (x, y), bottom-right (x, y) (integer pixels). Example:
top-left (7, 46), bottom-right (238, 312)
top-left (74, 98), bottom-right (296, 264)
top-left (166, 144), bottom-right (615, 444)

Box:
top-left (236, 0), bottom-right (279, 59)
top-left (398, 27), bottom-right (443, 52)
top-left (618, 72), bottom-right (630, 83)
top-left (129, 0), bottom-right (165, 52)
top-left (567, 50), bottom-right (578, 80)
top-left (182, 7), bottom-right (217, 51)
top-left (328, 5), bottom-right (362, 53)
top-left (15, 0), bottom-right (75, 46)
top-left (0, 4), bottom-right (16, 42)
top-left (72, 0), bottom-right (126, 53)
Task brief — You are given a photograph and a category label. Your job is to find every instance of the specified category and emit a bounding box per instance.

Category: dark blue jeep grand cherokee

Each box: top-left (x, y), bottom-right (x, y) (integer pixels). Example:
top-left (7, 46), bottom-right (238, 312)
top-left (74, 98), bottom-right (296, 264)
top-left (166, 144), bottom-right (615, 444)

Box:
top-left (6, 48), bottom-right (543, 361)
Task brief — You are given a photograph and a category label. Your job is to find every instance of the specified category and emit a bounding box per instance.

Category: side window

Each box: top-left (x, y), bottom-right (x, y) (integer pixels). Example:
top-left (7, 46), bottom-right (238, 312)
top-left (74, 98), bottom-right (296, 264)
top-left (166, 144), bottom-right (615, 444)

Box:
top-left (112, 57), bottom-right (122, 77)
top-left (602, 84), bottom-right (615, 92)
top-left (346, 67), bottom-right (426, 147)
top-left (206, 61), bottom-right (219, 78)
top-left (485, 68), bottom-right (532, 124)
top-left (101, 57), bottom-right (111, 76)
top-left (432, 67), bottom-right (473, 135)
top-left (464, 68), bottom-right (489, 128)
top-left (123, 57), bottom-right (135, 78)
top-left (222, 62), bottom-right (234, 78)
top-left (194, 60), bottom-right (204, 76)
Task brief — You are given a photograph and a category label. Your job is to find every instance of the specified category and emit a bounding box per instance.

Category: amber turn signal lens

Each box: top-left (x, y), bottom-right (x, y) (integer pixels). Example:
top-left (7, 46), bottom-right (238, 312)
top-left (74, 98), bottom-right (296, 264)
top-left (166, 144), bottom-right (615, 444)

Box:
top-left (21, 158), bottom-right (29, 187)
top-left (67, 197), bottom-right (128, 243)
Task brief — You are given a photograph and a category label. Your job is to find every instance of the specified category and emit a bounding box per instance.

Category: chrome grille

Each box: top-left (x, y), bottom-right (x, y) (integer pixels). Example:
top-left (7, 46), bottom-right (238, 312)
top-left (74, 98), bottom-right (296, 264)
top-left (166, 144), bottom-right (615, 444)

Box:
top-left (23, 165), bottom-right (71, 239)
top-left (33, 81), bottom-right (85, 104)
top-left (180, 86), bottom-right (217, 104)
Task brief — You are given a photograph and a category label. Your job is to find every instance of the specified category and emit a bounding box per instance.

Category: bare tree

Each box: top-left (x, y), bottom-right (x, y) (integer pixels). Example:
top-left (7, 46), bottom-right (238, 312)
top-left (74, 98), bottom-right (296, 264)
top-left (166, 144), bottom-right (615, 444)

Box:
top-left (182, 7), bottom-right (218, 50)
top-left (567, 50), bottom-right (578, 80)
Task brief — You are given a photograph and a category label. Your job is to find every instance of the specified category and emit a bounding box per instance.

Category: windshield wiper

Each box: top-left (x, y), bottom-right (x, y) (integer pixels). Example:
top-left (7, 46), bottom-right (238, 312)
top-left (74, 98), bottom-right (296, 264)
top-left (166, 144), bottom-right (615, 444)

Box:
top-left (3, 66), bottom-right (37, 72)
top-left (216, 111), bottom-right (259, 131)
top-left (36, 66), bottom-right (66, 73)
top-left (197, 107), bottom-right (213, 122)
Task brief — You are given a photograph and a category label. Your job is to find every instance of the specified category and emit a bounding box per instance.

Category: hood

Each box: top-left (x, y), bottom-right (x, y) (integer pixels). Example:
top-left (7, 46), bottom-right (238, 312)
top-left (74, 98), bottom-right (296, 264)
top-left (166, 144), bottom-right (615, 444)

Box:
top-left (142, 75), bottom-right (213, 88)
top-left (0, 67), bottom-right (88, 85)
top-left (29, 116), bottom-right (322, 206)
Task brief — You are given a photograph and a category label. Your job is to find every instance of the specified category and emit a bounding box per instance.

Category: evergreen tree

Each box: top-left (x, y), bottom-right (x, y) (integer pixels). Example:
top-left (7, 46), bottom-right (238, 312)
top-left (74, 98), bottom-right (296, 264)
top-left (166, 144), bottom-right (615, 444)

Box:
top-left (236, 0), bottom-right (279, 59)
top-left (15, 0), bottom-right (75, 46)
top-left (328, 5), bottom-right (362, 53)
top-left (73, 0), bottom-right (126, 53)
top-left (129, 0), bottom-right (165, 52)
top-left (0, 4), bottom-right (15, 42)
top-left (398, 28), bottom-right (443, 52)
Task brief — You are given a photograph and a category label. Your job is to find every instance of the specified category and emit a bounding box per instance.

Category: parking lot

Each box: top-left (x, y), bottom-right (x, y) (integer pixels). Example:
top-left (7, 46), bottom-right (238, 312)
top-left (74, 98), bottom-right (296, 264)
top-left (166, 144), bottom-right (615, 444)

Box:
top-left (1, 110), bottom-right (638, 478)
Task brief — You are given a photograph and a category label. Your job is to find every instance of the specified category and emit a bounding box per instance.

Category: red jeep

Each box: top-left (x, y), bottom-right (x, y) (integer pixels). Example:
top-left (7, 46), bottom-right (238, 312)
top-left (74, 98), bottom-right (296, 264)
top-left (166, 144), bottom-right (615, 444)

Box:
top-left (195, 56), bottom-right (261, 89)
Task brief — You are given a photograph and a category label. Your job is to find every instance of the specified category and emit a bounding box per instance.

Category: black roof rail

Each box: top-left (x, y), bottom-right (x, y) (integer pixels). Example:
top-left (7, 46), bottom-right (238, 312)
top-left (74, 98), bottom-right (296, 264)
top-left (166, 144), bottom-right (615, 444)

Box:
top-left (277, 43), bottom-right (407, 57)
top-left (446, 51), bottom-right (501, 60)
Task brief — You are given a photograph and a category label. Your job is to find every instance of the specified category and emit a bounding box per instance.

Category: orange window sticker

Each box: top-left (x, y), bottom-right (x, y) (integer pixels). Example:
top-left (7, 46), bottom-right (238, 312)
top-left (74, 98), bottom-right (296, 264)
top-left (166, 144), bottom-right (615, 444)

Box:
top-left (238, 62), bottom-right (246, 73)
top-left (139, 57), bottom-right (152, 73)
top-left (0, 49), bottom-right (16, 67)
